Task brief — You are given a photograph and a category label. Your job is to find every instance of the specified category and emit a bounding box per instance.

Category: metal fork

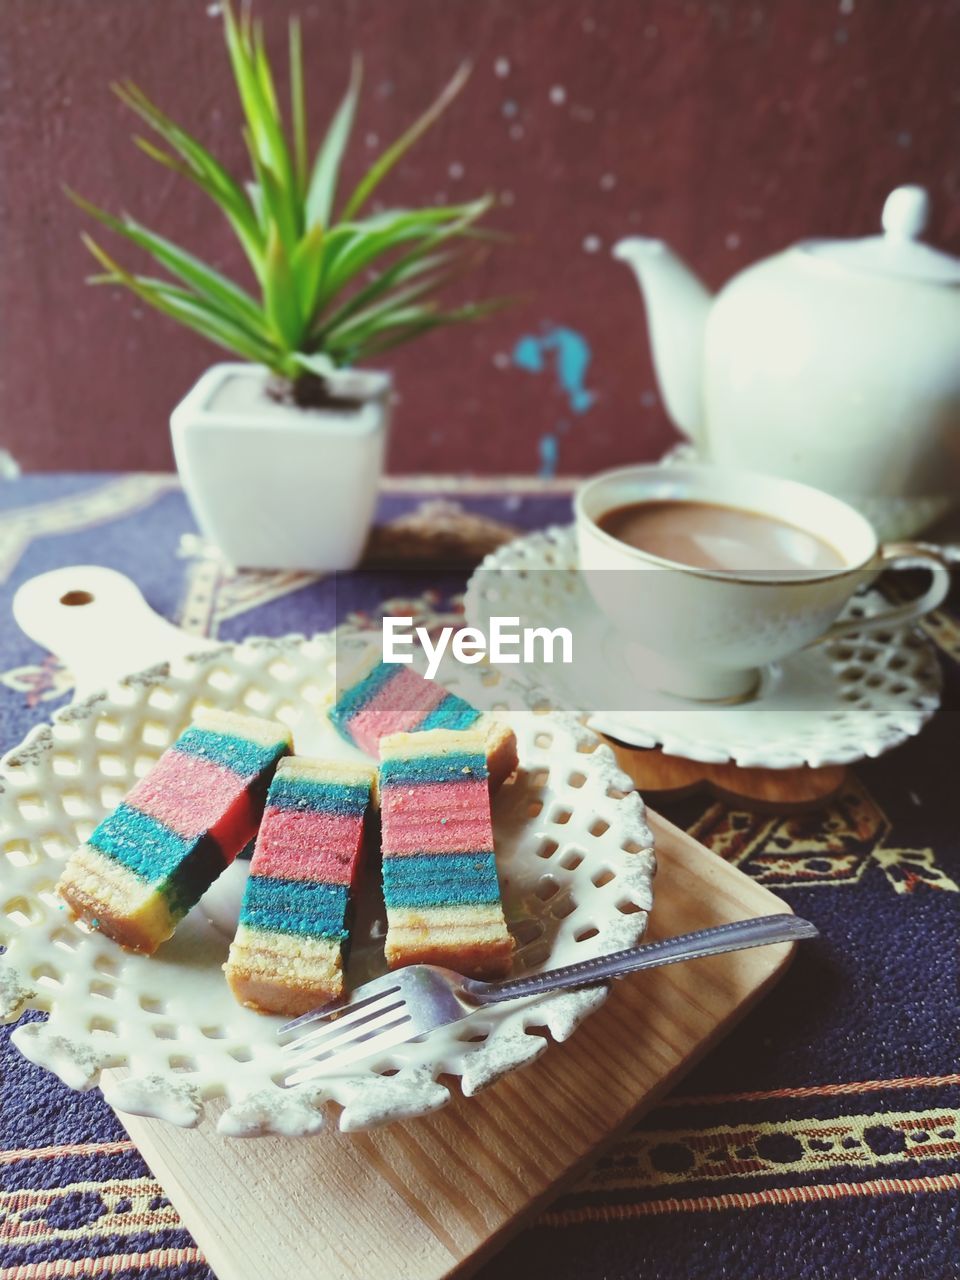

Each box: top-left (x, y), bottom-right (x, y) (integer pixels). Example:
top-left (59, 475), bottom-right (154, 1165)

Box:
top-left (278, 913), bottom-right (817, 1085)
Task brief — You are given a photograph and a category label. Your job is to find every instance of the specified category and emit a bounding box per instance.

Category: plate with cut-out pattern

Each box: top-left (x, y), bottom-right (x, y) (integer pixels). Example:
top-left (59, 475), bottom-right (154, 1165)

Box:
top-left (0, 631), bottom-right (655, 1136)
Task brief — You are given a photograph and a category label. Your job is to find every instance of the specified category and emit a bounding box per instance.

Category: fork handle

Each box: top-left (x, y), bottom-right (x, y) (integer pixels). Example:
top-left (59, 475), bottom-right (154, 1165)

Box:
top-left (471, 914), bottom-right (817, 1004)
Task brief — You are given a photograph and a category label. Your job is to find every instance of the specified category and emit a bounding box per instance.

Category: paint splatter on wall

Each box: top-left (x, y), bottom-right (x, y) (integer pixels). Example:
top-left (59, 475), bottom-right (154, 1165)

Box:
top-left (512, 327), bottom-right (596, 476)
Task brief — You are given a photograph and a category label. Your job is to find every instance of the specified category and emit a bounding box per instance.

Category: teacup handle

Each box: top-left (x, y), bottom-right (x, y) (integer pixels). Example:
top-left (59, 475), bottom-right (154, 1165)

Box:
top-left (818, 542), bottom-right (952, 644)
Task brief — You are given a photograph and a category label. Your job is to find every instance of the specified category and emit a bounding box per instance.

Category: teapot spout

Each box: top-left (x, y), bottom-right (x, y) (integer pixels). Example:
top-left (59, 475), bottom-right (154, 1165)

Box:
top-left (613, 237), bottom-right (712, 446)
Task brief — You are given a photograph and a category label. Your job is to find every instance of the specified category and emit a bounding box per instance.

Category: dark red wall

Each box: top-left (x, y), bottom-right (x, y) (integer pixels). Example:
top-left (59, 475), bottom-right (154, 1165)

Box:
top-left (2, 0), bottom-right (958, 475)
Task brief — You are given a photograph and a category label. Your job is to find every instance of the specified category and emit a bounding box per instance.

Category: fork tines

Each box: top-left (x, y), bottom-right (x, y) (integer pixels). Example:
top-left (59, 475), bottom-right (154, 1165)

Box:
top-left (278, 979), bottom-right (413, 1085)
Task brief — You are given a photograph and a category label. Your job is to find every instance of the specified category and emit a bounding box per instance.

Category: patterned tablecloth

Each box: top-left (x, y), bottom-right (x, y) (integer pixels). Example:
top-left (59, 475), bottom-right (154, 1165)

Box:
top-left (1, 475), bottom-right (958, 1280)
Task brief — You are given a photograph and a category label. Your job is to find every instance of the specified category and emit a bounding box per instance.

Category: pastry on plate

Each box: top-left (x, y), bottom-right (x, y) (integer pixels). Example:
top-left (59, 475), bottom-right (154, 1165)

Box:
top-left (379, 727), bottom-right (515, 980)
top-left (328, 649), bottom-right (517, 790)
top-left (57, 709), bottom-right (291, 953)
top-left (225, 756), bottom-right (375, 1016)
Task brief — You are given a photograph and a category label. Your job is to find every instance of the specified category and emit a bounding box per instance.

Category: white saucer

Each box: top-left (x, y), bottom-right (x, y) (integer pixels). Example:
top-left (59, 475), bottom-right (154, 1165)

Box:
top-left (464, 526), bottom-right (943, 769)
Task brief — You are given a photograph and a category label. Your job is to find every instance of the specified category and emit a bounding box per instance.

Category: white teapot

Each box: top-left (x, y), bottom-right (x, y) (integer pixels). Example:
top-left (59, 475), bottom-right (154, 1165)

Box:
top-left (614, 186), bottom-right (960, 538)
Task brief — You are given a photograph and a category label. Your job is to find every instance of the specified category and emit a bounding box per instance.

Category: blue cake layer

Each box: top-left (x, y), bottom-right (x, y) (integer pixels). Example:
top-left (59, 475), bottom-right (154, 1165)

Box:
top-left (329, 660), bottom-right (398, 734)
top-left (239, 875), bottom-right (350, 940)
top-left (89, 804), bottom-right (191, 882)
top-left (87, 804), bottom-right (226, 916)
top-left (267, 774), bottom-right (370, 816)
top-left (382, 852), bottom-right (502, 908)
top-left (162, 840), bottom-right (228, 918)
top-left (418, 697), bottom-right (482, 732)
top-left (379, 753), bottom-right (489, 788)
top-left (174, 727), bottom-right (287, 779)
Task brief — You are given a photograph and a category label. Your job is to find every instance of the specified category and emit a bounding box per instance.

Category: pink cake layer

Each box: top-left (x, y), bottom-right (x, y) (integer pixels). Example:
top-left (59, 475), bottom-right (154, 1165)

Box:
top-left (347, 669), bottom-right (447, 757)
top-left (251, 808), bottom-right (362, 885)
top-left (125, 747), bottom-right (257, 849)
top-left (382, 779), bottom-right (492, 854)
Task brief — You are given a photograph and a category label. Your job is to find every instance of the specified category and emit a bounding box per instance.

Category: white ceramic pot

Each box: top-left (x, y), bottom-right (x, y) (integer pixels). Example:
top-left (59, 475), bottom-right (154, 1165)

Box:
top-left (170, 363), bottom-right (390, 571)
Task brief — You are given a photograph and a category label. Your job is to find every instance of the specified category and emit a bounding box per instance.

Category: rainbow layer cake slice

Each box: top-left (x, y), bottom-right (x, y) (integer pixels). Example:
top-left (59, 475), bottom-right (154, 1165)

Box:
top-left (225, 756), bottom-right (375, 1016)
top-left (57, 709), bottom-right (292, 953)
top-left (329, 650), bottom-right (517, 790)
top-left (379, 728), bottom-right (515, 979)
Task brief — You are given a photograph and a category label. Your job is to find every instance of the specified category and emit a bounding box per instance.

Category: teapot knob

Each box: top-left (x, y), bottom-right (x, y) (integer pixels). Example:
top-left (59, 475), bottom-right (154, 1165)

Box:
top-left (881, 185), bottom-right (929, 240)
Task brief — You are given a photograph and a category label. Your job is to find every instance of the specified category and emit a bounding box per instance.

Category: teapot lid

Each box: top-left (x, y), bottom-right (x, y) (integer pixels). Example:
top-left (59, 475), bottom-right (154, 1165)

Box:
top-left (801, 186), bottom-right (960, 284)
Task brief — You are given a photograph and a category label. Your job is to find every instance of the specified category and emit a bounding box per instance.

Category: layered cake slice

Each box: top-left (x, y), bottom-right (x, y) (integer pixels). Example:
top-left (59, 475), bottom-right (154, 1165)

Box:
top-left (379, 728), bottom-right (515, 979)
top-left (57, 709), bottom-right (291, 953)
top-left (328, 650), bottom-right (517, 790)
top-left (225, 757), bottom-right (375, 1016)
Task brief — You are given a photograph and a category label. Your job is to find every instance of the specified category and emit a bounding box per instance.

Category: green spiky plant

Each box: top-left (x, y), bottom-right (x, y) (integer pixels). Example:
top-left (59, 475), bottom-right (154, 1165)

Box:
top-left (70, 4), bottom-right (503, 408)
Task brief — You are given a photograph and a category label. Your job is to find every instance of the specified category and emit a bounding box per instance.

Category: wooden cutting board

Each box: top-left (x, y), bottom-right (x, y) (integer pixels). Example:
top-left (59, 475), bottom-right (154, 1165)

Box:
top-left (113, 811), bottom-right (795, 1280)
top-left (14, 567), bottom-right (802, 1280)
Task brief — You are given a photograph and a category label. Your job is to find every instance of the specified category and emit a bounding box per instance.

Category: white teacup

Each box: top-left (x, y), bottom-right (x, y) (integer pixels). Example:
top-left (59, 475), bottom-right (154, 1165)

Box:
top-left (575, 464), bottom-right (951, 702)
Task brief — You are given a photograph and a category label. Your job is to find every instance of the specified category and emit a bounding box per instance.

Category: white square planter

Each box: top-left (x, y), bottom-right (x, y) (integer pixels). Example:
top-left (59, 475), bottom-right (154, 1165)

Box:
top-left (170, 363), bottom-right (390, 571)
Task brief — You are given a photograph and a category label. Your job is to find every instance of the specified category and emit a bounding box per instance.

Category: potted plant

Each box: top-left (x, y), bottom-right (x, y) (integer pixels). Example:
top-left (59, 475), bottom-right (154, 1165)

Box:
top-left (71, 5), bottom-right (501, 570)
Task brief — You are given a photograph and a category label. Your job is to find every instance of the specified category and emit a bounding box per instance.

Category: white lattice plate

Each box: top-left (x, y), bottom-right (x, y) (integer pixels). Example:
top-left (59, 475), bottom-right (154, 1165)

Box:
top-left (464, 526), bottom-right (943, 768)
top-left (0, 631), bottom-right (655, 1135)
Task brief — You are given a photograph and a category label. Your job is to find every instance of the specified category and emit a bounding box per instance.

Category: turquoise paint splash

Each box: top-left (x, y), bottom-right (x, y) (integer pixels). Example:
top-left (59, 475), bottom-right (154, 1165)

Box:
top-left (538, 433), bottom-right (559, 478)
top-left (512, 326), bottom-right (596, 414)
top-left (512, 326), bottom-right (596, 476)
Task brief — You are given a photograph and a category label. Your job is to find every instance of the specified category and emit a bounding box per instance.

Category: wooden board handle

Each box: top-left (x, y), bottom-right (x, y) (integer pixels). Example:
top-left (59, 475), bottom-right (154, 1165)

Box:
top-left (12, 565), bottom-right (218, 699)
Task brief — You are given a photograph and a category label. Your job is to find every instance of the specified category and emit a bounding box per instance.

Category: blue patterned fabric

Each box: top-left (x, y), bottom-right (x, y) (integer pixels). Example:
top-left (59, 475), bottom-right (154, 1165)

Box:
top-left (0, 475), bottom-right (958, 1280)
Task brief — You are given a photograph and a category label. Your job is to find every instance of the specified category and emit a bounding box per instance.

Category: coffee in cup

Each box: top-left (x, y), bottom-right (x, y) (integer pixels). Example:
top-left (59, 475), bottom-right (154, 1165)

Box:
top-left (575, 465), bottom-right (950, 702)
top-left (596, 499), bottom-right (846, 574)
